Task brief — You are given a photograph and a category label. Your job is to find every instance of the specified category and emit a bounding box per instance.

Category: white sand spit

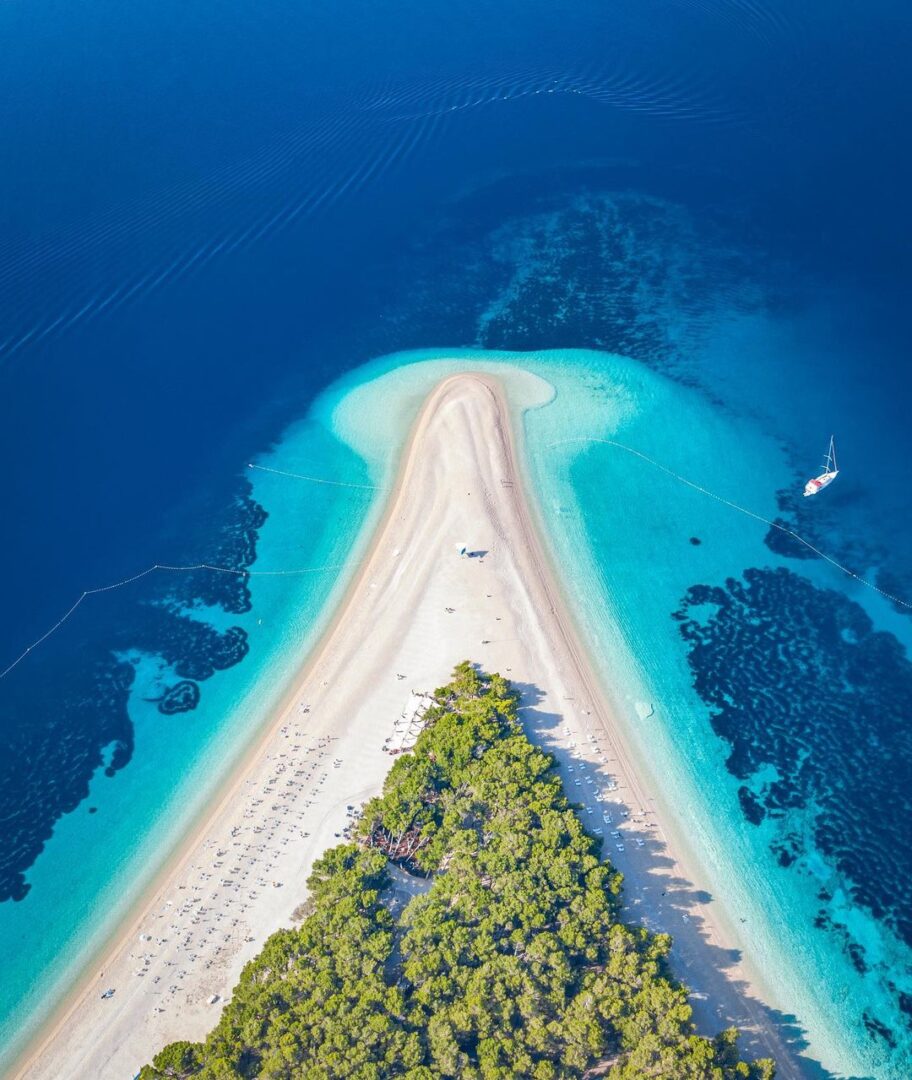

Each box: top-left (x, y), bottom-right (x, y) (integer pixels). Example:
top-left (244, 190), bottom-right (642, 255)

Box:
top-left (15, 374), bottom-right (800, 1079)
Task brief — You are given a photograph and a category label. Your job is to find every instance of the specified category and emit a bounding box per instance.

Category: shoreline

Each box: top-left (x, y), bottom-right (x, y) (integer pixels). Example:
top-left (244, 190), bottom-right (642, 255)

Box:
top-left (13, 371), bottom-right (802, 1078)
top-left (7, 376), bottom-right (432, 1080)
top-left (487, 376), bottom-right (798, 1070)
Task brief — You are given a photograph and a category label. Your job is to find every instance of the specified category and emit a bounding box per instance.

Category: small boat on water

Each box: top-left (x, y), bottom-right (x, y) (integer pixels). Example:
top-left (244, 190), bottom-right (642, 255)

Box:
top-left (803, 436), bottom-right (839, 497)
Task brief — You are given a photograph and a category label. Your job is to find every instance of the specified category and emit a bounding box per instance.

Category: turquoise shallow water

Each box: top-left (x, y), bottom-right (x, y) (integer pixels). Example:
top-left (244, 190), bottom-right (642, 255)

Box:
top-left (337, 349), bottom-right (912, 1079)
top-left (0, 399), bottom-right (386, 1069)
top-left (328, 346), bottom-right (912, 1079)
top-left (330, 348), bottom-right (912, 1079)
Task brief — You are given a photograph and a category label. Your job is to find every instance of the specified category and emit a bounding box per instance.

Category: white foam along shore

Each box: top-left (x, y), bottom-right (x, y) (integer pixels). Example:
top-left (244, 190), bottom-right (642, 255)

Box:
top-left (14, 365), bottom-right (807, 1079)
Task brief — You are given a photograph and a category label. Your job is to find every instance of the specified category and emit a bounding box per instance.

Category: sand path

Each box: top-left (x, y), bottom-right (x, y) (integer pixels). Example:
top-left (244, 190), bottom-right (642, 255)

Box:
top-left (15, 374), bottom-right (803, 1079)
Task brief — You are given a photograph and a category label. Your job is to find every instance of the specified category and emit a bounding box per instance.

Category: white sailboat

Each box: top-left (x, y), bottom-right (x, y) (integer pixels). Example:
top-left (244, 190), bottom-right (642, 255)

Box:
top-left (803, 436), bottom-right (839, 497)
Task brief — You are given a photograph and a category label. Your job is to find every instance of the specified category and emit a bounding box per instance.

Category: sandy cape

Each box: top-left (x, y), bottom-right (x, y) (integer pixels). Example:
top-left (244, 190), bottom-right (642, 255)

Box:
top-left (14, 373), bottom-right (802, 1079)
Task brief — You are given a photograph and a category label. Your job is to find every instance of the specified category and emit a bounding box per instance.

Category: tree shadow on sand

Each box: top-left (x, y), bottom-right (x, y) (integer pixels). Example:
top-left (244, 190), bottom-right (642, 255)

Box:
top-left (509, 678), bottom-right (864, 1080)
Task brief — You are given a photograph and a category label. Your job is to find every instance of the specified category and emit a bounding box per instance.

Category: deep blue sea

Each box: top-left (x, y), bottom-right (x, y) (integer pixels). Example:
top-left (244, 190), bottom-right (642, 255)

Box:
top-left (2, 1), bottom-right (911, 1076)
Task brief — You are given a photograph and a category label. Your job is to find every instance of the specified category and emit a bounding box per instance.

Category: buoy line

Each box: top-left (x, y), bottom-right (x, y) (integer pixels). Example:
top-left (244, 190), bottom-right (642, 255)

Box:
top-left (246, 462), bottom-right (383, 490)
top-left (0, 560), bottom-right (346, 682)
top-left (546, 436), bottom-right (911, 611)
top-left (0, 463), bottom-right (383, 681)
top-left (6, 438), bottom-right (905, 682)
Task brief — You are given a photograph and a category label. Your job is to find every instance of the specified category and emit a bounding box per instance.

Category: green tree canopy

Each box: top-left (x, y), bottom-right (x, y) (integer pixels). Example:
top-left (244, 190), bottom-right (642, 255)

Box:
top-left (141, 663), bottom-right (775, 1080)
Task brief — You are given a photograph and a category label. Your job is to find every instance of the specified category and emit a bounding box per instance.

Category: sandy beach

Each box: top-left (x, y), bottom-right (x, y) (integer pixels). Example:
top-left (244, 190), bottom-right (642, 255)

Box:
top-left (14, 373), bottom-right (802, 1079)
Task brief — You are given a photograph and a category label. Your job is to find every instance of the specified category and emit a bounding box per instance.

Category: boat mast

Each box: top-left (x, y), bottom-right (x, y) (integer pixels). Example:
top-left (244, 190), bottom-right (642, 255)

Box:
top-left (828, 435), bottom-right (837, 473)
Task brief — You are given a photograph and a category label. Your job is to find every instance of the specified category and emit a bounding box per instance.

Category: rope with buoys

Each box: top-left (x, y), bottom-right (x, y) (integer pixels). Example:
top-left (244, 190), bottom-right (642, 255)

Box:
top-left (246, 462), bottom-right (382, 490)
top-left (546, 436), bottom-right (912, 611)
top-left (0, 462), bottom-right (385, 681)
top-left (6, 437), bottom-right (906, 681)
top-left (0, 560), bottom-right (348, 681)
